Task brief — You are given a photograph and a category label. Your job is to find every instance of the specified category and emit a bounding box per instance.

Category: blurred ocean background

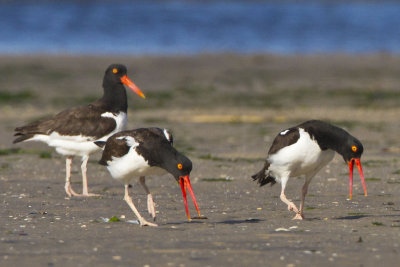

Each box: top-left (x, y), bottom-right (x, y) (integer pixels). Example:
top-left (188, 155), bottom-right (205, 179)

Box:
top-left (1, 0), bottom-right (400, 55)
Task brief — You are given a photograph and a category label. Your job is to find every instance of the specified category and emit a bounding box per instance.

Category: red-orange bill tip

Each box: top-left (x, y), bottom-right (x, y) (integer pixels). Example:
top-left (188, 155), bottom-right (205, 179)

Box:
top-left (179, 177), bottom-right (191, 221)
top-left (348, 158), bottom-right (367, 199)
top-left (183, 175), bottom-right (201, 216)
top-left (120, 75), bottom-right (146, 99)
top-left (355, 158), bottom-right (368, 196)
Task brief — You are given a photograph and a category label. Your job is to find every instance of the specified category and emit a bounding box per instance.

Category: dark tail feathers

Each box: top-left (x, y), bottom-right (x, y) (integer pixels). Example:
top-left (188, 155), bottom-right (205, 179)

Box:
top-left (94, 141), bottom-right (106, 148)
top-left (98, 159), bottom-right (108, 166)
top-left (251, 162), bottom-right (276, 187)
top-left (13, 123), bottom-right (42, 144)
top-left (13, 133), bottom-right (35, 144)
top-left (94, 141), bottom-right (108, 166)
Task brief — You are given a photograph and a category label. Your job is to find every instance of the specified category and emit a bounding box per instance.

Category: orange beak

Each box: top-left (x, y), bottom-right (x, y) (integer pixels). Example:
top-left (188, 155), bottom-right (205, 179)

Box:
top-left (179, 175), bottom-right (201, 221)
top-left (348, 158), bottom-right (367, 200)
top-left (120, 75), bottom-right (145, 99)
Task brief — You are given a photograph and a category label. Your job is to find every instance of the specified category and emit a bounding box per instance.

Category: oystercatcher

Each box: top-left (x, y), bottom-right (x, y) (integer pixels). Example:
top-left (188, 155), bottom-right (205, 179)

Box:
top-left (95, 127), bottom-right (202, 227)
top-left (13, 64), bottom-right (145, 197)
top-left (252, 120), bottom-right (367, 220)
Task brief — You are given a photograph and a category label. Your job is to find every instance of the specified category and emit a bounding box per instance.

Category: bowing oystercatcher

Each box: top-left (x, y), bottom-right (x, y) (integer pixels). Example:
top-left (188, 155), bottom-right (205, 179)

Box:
top-left (252, 120), bottom-right (367, 220)
top-left (95, 127), bottom-right (202, 227)
top-left (13, 64), bottom-right (145, 197)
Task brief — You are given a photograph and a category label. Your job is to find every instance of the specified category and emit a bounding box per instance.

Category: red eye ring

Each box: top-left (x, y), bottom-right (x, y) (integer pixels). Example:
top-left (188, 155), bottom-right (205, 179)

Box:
top-left (352, 146), bottom-right (357, 152)
top-left (177, 163), bottom-right (183, 170)
top-left (112, 68), bottom-right (118, 74)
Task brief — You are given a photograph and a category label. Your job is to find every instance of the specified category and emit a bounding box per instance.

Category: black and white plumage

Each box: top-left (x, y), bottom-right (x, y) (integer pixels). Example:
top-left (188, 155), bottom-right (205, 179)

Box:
top-left (252, 120), bottom-right (367, 220)
top-left (13, 64), bottom-right (145, 197)
top-left (96, 127), bottom-right (201, 227)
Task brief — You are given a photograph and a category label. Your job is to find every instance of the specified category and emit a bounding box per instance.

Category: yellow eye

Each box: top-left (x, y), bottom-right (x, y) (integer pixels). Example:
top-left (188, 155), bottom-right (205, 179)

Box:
top-left (352, 146), bottom-right (357, 152)
top-left (112, 68), bottom-right (118, 74)
top-left (177, 163), bottom-right (183, 170)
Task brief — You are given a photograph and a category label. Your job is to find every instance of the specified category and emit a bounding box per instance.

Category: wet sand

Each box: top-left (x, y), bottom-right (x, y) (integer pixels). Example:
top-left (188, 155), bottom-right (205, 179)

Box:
top-left (1, 54), bottom-right (400, 266)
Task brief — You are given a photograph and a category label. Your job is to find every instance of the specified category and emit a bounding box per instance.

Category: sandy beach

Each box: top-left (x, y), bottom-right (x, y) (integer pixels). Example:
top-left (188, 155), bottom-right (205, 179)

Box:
top-left (1, 54), bottom-right (400, 266)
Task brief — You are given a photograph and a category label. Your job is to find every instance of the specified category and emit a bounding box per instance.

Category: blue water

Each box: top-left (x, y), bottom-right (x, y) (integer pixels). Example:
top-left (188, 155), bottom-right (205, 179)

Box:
top-left (1, 1), bottom-right (400, 55)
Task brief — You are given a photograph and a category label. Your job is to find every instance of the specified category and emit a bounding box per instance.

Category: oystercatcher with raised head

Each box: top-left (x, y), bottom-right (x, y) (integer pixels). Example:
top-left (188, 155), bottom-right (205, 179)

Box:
top-left (252, 120), bottom-right (367, 220)
top-left (14, 64), bottom-right (145, 197)
top-left (95, 127), bottom-right (202, 227)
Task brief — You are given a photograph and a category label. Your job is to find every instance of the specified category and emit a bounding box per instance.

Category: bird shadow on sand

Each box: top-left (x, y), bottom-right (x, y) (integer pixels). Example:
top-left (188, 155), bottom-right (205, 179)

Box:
top-left (164, 218), bottom-right (263, 226)
top-left (300, 217), bottom-right (322, 221)
top-left (334, 215), bottom-right (370, 220)
top-left (164, 220), bottom-right (209, 226)
top-left (334, 214), bottom-right (400, 220)
top-left (216, 218), bottom-right (263, 225)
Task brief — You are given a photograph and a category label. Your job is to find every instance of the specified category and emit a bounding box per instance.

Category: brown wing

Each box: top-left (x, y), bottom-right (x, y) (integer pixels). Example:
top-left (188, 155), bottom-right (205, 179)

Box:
top-left (98, 133), bottom-right (131, 165)
top-left (14, 104), bottom-right (116, 143)
top-left (98, 128), bottom-right (174, 166)
top-left (132, 127), bottom-right (172, 145)
top-left (268, 127), bottom-right (300, 155)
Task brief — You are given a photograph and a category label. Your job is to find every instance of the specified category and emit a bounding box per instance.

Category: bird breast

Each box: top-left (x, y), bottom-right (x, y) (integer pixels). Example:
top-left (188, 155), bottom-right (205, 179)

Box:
top-left (268, 128), bottom-right (335, 178)
top-left (106, 146), bottom-right (167, 182)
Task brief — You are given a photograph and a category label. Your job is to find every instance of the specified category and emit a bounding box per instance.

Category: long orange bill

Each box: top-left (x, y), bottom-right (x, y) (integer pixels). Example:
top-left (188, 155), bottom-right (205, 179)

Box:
top-left (120, 75), bottom-right (146, 99)
top-left (348, 159), bottom-right (367, 200)
top-left (184, 175), bottom-right (201, 216)
top-left (179, 175), bottom-right (201, 221)
top-left (355, 159), bottom-right (368, 197)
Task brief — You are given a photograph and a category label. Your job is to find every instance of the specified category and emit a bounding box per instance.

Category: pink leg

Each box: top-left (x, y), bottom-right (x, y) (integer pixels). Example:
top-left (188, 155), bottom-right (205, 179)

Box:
top-left (294, 172), bottom-right (319, 220)
top-left (279, 178), bottom-right (300, 216)
top-left (280, 192), bottom-right (299, 214)
top-left (64, 156), bottom-right (81, 197)
top-left (80, 155), bottom-right (99, 197)
top-left (292, 180), bottom-right (311, 220)
top-left (139, 176), bottom-right (156, 220)
top-left (124, 184), bottom-right (158, 227)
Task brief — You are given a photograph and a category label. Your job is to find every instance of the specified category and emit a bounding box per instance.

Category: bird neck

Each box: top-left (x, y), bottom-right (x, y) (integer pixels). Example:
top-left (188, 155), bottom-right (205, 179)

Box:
top-left (100, 79), bottom-right (128, 113)
top-left (304, 122), bottom-right (350, 154)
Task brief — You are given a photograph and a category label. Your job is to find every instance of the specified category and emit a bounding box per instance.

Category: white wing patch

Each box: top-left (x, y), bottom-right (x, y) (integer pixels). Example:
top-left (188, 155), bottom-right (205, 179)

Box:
top-left (163, 129), bottom-right (173, 143)
top-left (95, 112), bottom-right (127, 143)
top-left (101, 112), bottom-right (127, 132)
top-left (280, 129), bottom-right (290, 135)
top-left (100, 112), bottom-right (116, 118)
top-left (116, 136), bottom-right (139, 148)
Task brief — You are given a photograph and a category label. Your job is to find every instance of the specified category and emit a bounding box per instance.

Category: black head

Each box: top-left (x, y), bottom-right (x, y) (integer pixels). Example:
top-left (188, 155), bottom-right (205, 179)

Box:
top-left (339, 136), bottom-right (364, 163)
top-left (162, 150), bottom-right (193, 182)
top-left (101, 64), bottom-right (145, 111)
top-left (104, 64), bottom-right (128, 84)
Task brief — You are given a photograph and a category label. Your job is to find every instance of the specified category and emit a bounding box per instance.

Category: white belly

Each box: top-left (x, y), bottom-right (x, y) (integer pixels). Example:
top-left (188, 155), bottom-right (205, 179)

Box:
top-left (27, 112), bottom-right (127, 157)
top-left (30, 132), bottom-right (100, 157)
top-left (106, 147), bottom-right (167, 184)
top-left (268, 128), bottom-right (335, 182)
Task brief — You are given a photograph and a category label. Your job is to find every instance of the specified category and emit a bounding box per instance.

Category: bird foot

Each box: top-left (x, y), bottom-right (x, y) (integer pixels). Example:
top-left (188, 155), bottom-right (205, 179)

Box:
top-left (65, 184), bottom-right (82, 197)
top-left (65, 184), bottom-right (100, 197)
top-left (139, 218), bottom-right (158, 227)
top-left (287, 202), bottom-right (299, 214)
top-left (292, 213), bottom-right (304, 220)
top-left (80, 192), bottom-right (101, 197)
top-left (147, 194), bottom-right (156, 220)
